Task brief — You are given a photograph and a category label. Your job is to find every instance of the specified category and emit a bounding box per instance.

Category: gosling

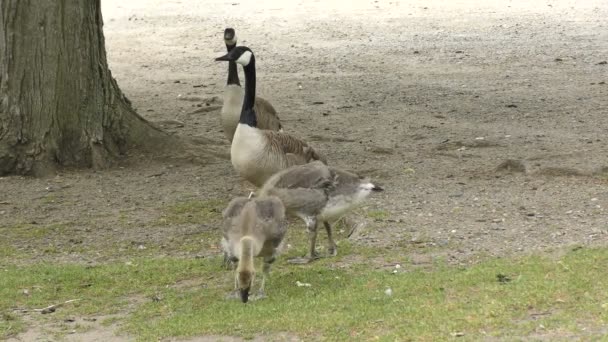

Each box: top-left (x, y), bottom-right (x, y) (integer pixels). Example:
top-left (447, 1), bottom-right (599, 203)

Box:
top-left (258, 160), bottom-right (383, 264)
top-left (221, 196), bottom-right (287, 302)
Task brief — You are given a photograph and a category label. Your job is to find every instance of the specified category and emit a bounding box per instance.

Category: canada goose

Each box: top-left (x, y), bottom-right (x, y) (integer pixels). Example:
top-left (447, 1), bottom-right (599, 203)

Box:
top-left (221, 196), bottom-right (287, 303)
top-left (220, 28), bottom-right (282, 142)
top-left (215, 46), bottom-right (326, 188)
top-left (258, 161), bottom-right (383, 264)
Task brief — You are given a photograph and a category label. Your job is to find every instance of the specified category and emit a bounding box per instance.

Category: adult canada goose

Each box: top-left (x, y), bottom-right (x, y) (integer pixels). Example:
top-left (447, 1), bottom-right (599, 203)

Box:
top-left (221, 28), bottom-right (282, 142)
top-left (215, 46), bottom-right (326, 188)
top-left (258, 160), bottom-right (383, 264)
top-left (221, 196), bottom-right (287, 303)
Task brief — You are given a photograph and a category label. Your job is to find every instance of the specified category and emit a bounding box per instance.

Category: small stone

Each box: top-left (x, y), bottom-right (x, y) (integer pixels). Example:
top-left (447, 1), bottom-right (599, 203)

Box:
top-left (384, 288), bottom-right (393, 296)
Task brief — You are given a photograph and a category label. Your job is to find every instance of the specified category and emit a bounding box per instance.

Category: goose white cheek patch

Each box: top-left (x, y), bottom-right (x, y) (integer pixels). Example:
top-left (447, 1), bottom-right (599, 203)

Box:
top-left (225, 36), bottom-right (237, 45)
top-left (236, 50), bottom-right (253, 66)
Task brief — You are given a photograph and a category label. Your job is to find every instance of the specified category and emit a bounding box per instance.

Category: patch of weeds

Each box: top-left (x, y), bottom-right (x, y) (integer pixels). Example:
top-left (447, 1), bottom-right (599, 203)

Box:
top-left (41, 194), bottom-right (60, 204)
top-left (366, 209), bottom-right (390, 221)
top-left (178, 230), bottom-right (220, 254)
top-left (0, 311), bottom-right (24, 339)
top-left (0, 222), bottom-right (71, 242)
top-left (156, 199), bottom-right (226, 225)
top-left (101, 316), bottom-right (121, 327)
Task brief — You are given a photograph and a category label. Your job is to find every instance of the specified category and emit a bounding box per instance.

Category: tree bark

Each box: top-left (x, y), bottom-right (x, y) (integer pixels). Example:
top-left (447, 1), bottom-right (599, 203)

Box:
top-left (0, 0), bottom-right (196, 176)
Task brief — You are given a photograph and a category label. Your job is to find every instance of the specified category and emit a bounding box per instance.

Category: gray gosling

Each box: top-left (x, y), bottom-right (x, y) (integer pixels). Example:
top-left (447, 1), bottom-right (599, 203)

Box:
top-left (220, 28), bottom-right (282, 142)
top-left (258, 160), bottom-right (383, 264)
top-left (221, 196), bottom-right (287, 303)
top-left (215, 46), bottom-right (326, 188)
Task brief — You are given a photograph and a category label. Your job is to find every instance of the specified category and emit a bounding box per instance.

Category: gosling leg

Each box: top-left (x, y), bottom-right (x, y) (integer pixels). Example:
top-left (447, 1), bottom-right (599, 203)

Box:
top-left (256, 257), bottom-right (274, 300)
top-left (324, 221), bottom-right (337, 257)
top-left (288, 217), bottom-right (319, 264)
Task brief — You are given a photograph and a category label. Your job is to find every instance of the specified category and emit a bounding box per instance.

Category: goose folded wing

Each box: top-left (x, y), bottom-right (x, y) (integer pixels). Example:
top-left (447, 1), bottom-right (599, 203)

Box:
top-left (271, 161), bottom-right (333, 190)
top-left (264, 131), bottom-right (326, 164)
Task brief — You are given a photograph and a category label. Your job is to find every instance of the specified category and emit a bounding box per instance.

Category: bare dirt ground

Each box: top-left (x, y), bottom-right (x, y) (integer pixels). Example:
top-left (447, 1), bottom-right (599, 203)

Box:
top-left (2, 0), bottom-right (608, 340)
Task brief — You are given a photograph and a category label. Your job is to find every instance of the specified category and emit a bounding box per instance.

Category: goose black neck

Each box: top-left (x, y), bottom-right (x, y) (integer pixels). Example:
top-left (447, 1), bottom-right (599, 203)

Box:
top-left (226, 44), bottom-right (240, 86)
top-left (240, 56), bottom-right (257, 127)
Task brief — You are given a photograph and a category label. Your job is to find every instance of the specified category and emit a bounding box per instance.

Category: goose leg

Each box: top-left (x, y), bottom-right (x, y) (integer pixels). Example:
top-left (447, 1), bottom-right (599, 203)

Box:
top-left (324, 221), bottom-right (337, 257)
top-left (288, 217), bottom-right (320, 264)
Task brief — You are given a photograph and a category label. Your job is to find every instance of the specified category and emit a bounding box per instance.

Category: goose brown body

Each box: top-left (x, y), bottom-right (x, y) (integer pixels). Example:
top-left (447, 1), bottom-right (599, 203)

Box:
top-left (231, 124), bottom-right (326, 187)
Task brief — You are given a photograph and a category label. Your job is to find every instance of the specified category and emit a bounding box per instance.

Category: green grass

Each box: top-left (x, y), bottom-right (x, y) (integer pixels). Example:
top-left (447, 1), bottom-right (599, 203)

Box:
top-left (156, 199), bottom-right (226, 225)
top-left (366, 209), bottom-right (390, 221)
top-left (2, 248), bottom-right (608, 341)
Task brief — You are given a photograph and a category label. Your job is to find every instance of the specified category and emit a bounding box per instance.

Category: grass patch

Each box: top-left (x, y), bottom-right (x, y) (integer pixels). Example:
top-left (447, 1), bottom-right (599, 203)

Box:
top-left (0, 222), bottom-right (69, 241)
top-left (156, 199), bottom-right (226, 225)
top-left (1, 248), bottom-right (608, 340)
top-left (366, 209), bottom-right (390, 221)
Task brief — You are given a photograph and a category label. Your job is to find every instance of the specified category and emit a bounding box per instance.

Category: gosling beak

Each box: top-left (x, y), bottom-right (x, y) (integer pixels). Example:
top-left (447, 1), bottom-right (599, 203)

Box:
top-left (240, 287), bottom-right (250, 303)
top-left (215, 53), bottom-right (232, 62)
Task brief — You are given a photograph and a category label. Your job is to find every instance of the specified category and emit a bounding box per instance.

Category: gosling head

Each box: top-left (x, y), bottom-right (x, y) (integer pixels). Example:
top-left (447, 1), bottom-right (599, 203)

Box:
top-left (215, 46), bottom-right (253, 67)
top-left (237, 270), bottom-right (254, 303)
top-left (224, 28), bottom-right (237, 48)
top-left (359, 182), bottom-right (384, 193)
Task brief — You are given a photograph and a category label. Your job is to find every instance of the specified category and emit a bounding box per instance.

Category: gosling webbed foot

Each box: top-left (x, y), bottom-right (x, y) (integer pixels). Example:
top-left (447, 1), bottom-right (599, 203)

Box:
top-left (288, 251), bottom-right (320, 264)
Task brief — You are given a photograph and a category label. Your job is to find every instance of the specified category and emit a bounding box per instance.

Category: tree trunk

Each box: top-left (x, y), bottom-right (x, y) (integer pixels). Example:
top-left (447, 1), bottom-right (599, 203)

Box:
top-left (0, 0), bottom-right (187, 176)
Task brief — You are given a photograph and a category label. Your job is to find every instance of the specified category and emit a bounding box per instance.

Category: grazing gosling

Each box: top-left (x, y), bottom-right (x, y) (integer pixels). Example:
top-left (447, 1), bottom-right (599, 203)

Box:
top-left (258, 161), bottom-right (383, 264)
top-left (215, 46), bottom-right (326, 188)
top-left (220, 28), bottom-right (282, 142)
top-left (221, 196), bottom-right (287, 303)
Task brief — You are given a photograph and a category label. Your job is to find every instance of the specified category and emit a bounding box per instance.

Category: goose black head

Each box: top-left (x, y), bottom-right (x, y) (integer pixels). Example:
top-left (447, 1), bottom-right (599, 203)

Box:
top-left (224, 28), bottom-right (237, 47)
top-left (215, 46), bottom-right (254, 67)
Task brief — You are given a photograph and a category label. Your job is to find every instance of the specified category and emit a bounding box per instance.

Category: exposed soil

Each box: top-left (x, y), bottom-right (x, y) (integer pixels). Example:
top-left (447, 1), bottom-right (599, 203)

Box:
top-left (2, 0), bottom-right (607, 340)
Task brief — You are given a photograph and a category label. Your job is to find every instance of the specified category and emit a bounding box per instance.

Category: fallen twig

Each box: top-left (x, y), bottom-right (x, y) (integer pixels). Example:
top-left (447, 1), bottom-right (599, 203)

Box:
top-left (34, 299), bottom-right (81, 314)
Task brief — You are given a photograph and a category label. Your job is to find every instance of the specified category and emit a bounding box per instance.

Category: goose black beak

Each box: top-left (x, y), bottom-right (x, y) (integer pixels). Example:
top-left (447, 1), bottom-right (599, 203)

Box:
top-left (215, 53), bottom-right (232, 62)
top-left (240, 287), bottom-right (250, 303)
top-left (372, 185), bottom-right (384, 192)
